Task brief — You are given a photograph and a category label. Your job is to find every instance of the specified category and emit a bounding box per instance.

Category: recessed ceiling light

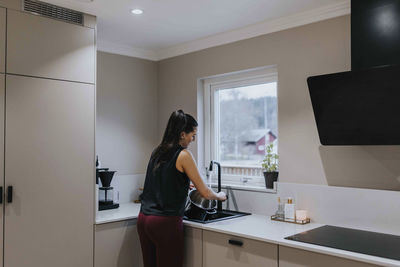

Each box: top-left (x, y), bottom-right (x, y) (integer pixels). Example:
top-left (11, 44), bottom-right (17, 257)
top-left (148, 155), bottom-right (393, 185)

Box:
top-left (131, 9), bottom-right (143, 15)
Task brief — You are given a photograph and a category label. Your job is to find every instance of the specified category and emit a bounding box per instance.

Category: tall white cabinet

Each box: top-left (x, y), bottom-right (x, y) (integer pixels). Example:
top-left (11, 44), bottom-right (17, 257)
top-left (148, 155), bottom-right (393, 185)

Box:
top-left (0, 7), bottom-right (5, 73)
top-left (4, 76), bottom-right (95, 267)
top-left (0, 7), bottom-right (6, 266)
top-left (0, 3), bottom-right (95, 267)
top-left (0, 73), bottom-right (4, 267)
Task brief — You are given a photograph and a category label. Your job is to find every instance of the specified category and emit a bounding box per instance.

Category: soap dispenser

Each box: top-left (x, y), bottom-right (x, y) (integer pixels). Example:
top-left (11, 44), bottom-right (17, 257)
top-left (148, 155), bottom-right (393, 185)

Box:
top-left (284, 197), bottom-right (295, 220)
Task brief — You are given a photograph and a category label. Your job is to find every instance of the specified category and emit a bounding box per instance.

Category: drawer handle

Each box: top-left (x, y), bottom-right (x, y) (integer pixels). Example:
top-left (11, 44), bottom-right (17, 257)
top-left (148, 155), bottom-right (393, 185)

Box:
top-left (7, 186), bottom-right (13, 203)
top-left (228, 239), bottom-right (243, 247)
top-left (0, 186), bottom-right (2, 204)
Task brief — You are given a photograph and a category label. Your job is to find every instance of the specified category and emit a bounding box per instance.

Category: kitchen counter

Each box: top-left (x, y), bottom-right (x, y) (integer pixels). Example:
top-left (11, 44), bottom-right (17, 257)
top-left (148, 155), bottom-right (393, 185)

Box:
top-left (96, 203), bottom-right (142, 224)
top-left (96, 203), bottom-right (400, 267)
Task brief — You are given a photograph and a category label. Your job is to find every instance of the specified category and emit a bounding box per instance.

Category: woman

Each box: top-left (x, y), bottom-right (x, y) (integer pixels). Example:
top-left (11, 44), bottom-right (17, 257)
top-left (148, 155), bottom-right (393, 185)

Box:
top-left (137, 110), bottom-right (226, 267)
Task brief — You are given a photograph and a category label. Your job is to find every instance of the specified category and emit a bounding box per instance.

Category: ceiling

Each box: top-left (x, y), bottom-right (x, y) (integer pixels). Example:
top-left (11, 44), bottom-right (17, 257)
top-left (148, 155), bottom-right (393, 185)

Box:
top-left (41, 0), bottom-right (350, 60)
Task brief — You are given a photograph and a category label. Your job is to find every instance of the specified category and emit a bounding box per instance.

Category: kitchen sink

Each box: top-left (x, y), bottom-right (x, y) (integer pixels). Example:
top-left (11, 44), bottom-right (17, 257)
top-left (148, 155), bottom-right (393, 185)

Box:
top-left (184, 209), bottom-right (251, 224)
top-left (184, 160), bottom-right (251, 224)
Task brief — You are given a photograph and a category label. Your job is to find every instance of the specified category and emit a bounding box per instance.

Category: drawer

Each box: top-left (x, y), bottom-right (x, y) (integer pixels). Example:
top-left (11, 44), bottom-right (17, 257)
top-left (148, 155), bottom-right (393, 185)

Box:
top-left (279, 246), bottom-right (381, 267)
top-left (202, 230), bottom-right (278, 267)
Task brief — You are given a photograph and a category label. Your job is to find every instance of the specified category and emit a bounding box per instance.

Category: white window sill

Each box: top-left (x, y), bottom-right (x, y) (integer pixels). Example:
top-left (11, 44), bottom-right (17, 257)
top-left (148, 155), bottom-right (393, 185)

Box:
top-left (210, 182), bottom-right (277, 193)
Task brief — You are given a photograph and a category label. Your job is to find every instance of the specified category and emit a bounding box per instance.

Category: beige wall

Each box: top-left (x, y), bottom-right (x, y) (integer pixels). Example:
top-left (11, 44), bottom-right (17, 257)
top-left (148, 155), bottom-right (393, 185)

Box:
top-left (157, 16), bottom-right (400, 191)
top-left (97, 51), bottom-right (157, 175)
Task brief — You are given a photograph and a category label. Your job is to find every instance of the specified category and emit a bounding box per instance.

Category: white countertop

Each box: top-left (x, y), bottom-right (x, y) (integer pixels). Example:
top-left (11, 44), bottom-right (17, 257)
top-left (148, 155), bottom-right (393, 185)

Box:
top-left (96, 203), bottom-right (142, 224)
top-left (96, 203), bottom-right (400, 267)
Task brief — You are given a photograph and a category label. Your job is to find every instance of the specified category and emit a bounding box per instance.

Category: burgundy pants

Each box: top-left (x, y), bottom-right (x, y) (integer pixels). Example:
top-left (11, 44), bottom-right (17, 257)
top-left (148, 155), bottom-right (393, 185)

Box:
top-left (137, 212), bottom-right (184, 267)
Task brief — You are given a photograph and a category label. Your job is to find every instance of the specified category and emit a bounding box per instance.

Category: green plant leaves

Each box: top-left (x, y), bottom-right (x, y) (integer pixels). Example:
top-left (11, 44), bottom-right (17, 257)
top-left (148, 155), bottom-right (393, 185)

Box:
top-left (262, 143), bottom-right (278, 172)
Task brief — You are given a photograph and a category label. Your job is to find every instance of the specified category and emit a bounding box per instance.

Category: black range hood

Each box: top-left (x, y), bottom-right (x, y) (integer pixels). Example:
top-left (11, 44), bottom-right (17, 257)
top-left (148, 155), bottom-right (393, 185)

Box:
top-left (308, 0), bottom-right (400, 145)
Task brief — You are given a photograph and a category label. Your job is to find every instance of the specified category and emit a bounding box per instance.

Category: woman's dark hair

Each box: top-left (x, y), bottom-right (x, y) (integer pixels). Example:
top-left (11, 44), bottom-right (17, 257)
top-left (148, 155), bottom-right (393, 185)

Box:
top-left (152, 110), bottom-right (198, 172)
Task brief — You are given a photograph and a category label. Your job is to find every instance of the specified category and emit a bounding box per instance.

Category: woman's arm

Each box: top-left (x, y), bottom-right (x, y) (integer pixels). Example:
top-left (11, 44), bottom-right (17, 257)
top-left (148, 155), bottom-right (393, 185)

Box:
top-left (177, 150), bottom-right (226, 201)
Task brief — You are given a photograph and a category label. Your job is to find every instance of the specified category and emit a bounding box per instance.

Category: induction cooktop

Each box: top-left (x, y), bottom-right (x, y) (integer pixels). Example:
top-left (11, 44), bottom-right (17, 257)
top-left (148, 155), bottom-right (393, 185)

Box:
top-left (285, 225), bottom-right (400, 261)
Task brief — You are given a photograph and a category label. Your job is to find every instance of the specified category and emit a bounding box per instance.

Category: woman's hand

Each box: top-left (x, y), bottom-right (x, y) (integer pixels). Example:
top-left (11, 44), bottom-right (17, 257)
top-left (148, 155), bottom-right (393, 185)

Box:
top-left (216, 192), bottom-right (227, 201)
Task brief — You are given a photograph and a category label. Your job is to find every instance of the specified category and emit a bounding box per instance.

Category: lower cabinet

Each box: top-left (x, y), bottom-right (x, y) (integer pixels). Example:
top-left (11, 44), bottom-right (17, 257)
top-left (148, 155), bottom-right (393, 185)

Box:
top-left (279, 246), bottom-right (380, 267)
top-left (95, 221), bottom-right (201, 267)
top-left (202, 230), bottom-right (278, 267)
top-left (95, 224), bottom-right (382, 267)
top-left (95, 220), bottom-right (143, 267)
top-left (184, 226), bottom-right (203, 267)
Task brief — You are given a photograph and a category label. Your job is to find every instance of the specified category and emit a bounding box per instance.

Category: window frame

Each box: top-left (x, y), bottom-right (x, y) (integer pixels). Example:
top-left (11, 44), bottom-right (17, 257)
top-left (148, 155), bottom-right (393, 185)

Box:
top-left (203, 67), bottom-right (278, 188)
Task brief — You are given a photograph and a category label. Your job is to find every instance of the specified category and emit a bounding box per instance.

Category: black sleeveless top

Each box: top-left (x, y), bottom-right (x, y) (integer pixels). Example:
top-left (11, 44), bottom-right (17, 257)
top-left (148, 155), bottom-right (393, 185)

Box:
top-left (140, 145), bottom-right (190, 216)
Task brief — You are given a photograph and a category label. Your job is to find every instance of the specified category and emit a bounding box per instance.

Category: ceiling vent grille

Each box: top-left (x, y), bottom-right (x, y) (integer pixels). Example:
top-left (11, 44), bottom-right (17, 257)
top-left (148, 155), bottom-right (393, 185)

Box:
top-left (23, 0), bottom-right (84, 26)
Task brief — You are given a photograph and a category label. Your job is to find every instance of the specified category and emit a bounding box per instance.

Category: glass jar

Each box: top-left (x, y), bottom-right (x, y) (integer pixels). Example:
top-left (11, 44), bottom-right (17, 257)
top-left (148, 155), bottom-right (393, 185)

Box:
top-left (99, 187), bottom-right (114, 204)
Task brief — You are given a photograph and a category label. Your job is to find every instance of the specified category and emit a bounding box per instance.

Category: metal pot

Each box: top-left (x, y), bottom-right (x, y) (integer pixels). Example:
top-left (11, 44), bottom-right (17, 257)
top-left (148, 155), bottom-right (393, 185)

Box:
top-left (187, 189), bottom-right (217, 213)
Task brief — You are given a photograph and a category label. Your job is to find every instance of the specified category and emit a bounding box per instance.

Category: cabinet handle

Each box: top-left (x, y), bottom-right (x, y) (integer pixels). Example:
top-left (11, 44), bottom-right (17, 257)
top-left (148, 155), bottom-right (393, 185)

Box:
top-left (7, 186), bottom-right (13, 203)
top-left (228, 239), bottom-right (243, 247)
top-left (0, 187), bottom-right (2, 204)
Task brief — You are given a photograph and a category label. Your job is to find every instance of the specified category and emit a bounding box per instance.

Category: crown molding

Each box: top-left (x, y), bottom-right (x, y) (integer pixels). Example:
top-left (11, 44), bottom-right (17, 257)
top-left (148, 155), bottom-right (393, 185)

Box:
top-left (156, 0), bottom-right (350, 60)
top-left (97, 41), bottom-right (158, 61)
top-left (96, 0), bottom-right (350, 61)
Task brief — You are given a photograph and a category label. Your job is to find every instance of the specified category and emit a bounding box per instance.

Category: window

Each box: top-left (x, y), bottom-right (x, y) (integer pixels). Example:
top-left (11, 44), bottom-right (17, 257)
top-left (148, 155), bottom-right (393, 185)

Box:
top-left (203, 67), bottom-right (278, 188)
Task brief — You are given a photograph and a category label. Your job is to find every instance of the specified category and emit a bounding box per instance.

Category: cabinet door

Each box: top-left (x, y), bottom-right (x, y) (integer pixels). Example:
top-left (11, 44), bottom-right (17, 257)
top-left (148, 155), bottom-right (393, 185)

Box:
top-left (0, 74), bottom-right (4, 266)
top-left (0, 7), bottom-right (5, 73)
top-left (4, 75), bottom-right (95, 267)
top-left (279, 246), bottom-right (380, 267)
top-left (0, 1), bottom-right (21, 9)
top-left (203, 230), bottom-right (278, 267)
top-left (7, 9), bottom-right (95, 83)
top-left (95, 220), bottom-right (143, 267)
top-left (184, 226), bottom-right (202, 267)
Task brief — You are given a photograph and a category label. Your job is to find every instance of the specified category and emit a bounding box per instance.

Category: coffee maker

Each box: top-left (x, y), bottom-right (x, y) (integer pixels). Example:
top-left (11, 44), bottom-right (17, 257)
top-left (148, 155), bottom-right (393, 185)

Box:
top-left (97, 170), bottom-right (119, 210)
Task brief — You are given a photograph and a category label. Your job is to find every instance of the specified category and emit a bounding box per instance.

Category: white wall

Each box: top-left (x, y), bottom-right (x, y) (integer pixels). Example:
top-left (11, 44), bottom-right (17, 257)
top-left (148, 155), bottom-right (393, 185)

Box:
top-left (157, 15), bottom-right (400, 191)
top-left (96, 51), bottom-right (158, 176)
top-left (220, 182), bottom-right (400, 235)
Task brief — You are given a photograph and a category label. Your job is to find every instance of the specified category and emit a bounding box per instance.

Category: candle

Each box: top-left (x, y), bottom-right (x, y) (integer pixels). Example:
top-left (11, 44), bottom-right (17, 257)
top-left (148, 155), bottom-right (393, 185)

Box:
top-left (296, 210), bottom-right (308, 221)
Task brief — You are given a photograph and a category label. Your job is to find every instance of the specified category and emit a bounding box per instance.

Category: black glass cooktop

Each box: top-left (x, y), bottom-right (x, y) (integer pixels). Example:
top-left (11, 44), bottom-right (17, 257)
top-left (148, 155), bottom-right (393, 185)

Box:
top-left (285, 225), bottom-right (400, 261)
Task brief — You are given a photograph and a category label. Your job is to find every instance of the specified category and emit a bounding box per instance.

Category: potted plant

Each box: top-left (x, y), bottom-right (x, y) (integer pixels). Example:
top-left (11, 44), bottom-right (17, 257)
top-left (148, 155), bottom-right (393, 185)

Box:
top-left (262, 143), bottom-right (279, 189)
